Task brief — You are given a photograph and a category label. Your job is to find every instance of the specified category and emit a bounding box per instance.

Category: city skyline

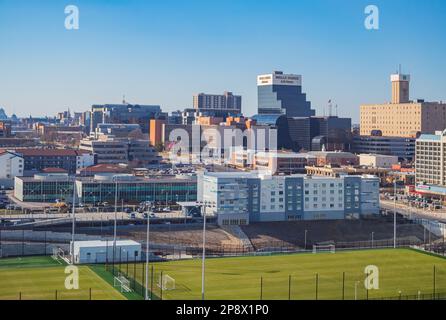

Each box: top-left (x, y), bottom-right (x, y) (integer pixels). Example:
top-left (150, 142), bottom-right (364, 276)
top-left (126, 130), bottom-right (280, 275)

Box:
top-left (1, 0), bottom-right (446, 121)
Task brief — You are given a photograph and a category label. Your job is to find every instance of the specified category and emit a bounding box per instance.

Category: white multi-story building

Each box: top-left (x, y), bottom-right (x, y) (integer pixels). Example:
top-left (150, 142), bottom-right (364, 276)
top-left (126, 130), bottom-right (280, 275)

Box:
top-left (415, 130), bottom-right (446, 197)
top-left (0, 150), bottom-right (24, 188)
top-left (198, 171), bottom-right (380, 225)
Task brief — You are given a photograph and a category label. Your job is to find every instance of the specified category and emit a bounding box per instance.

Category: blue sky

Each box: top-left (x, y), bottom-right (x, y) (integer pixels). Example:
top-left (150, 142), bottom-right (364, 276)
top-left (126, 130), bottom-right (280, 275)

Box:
top-left (0, 0), bottom-right (445, 122)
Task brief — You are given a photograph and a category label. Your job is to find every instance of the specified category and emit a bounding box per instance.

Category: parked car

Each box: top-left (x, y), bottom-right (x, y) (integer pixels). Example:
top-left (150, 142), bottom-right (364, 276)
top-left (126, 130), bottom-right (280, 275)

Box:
top-left (128, 212), bottom-right (137, 219)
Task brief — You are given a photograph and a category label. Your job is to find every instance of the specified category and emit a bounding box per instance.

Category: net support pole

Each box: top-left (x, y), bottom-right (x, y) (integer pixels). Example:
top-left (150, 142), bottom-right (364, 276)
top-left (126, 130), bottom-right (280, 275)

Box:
top-left (160, 271), bottom-right (163, 300)
top-left (260, 276), bottom-right (263, 300)
top-left (151, 265), bottom-right (154, 300)
top-left (433, 265), bottom-right (436, 299)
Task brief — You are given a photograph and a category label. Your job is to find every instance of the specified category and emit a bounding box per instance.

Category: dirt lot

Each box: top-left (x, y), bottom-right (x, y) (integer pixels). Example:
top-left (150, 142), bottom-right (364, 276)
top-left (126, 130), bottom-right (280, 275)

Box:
top-left (241, 218), bottom-right (433, 249)
top-left (36, 216), bottom-right (436, 251)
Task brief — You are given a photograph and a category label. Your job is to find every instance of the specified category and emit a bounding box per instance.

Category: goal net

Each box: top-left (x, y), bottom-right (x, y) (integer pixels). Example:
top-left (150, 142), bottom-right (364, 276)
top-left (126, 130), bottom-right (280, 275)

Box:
top-left (52, 247), bottom-right (70, 263)
top-left (312, 244), bottom-right (335, 254)
top-left (158, 274), bottom-right (175, 291)
top-left (114, 274), bottom-right (132, 293)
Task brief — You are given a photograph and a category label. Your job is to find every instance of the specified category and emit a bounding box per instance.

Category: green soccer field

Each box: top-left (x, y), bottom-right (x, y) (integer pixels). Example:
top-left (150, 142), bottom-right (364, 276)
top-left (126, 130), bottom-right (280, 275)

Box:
top-left (2, 249), bottom-right (446, 300)
top-left (0, 256), bottom-right (126, 300)
top-left (120, 248), bottom-right (446, 300)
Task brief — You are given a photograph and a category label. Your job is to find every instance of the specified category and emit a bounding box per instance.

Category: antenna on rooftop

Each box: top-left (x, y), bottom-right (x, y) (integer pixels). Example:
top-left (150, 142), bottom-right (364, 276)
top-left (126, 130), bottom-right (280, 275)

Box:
top-left (122, 94), bottom-right (126, 104)
top-left (328, 99), bottom-right (333, 117)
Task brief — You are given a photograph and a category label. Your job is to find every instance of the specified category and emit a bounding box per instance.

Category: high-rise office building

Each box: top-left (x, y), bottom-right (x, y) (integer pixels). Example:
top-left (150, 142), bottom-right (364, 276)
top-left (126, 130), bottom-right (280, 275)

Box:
top-left (257, 71), bottom-right (315, 117)
top-left (310, 116), bottom-right (352, 151)
top-left (193, 92), bottom-right (242, 117)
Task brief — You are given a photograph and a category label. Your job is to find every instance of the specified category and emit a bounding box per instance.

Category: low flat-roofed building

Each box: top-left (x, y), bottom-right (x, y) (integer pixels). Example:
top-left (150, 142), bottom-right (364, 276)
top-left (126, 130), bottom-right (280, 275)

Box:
top-left (305, 165), bottom-right (390, 185)
top-left (253, 151), bottom-right (317, 174)
top-left (77, 164), bottom-right (130, 176)
top-left (308, 151), bottom-right (359, 167)
top-left (14, 173), bottom-right (74, 202)
top-left (71, 240), bottom-right (142, 264)
top-left (76, 174), bottom-right (197, 205)
top-left (352, 135), bottom-right (415, 162)
top-left (15, 172), bottom-right (197, 204)
top-left (359, 154), bottom-right (399, 168)
top-left (14, 148), bottom-right (95, 175)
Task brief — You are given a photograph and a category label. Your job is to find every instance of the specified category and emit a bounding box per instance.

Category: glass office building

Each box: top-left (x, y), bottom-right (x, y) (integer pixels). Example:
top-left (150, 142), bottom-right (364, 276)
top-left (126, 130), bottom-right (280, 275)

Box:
top-left (15, 174), bottom-right (197, 204)
top-left (76, 175), bottom-right (197, 204)
top-left (257, 71), bottom-right (315, 117)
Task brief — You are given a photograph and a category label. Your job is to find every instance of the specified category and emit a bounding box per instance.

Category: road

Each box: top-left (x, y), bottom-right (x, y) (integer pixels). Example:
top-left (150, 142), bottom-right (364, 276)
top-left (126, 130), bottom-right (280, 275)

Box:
top-left (0, 210), bottom-right (187, 222)
top-left (380, 199), bottom-right (446, 222)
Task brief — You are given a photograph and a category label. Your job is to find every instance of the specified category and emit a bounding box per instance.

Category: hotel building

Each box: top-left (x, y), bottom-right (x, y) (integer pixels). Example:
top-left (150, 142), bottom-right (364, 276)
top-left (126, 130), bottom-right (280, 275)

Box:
top-left (198, 172), bottom-right (379, 225)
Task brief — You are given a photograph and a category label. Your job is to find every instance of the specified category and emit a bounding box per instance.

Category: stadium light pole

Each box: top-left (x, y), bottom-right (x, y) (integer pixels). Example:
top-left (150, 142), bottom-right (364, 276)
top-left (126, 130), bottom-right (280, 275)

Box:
top-left (393, 180), bottom-right (397, 249)
top-left (201, 201), bottom-right (207, 301)
top-left (113, 176), bottom-right (118, 264)
top-left (199, 200), bottom-right (215, 301)
top-left (70, 179), bottom-right (76, 264)
top-left (145, 203), bottom-right (151, 300)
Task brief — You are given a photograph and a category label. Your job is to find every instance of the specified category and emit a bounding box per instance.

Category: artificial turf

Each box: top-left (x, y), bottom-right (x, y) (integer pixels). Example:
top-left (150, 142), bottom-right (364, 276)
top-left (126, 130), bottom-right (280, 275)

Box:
top-left (2, 249), bottom-right (446, 300)
top-left (0, 256), bottom-right (125, 300)
top-left (118, 248), bottom-right (446, 300)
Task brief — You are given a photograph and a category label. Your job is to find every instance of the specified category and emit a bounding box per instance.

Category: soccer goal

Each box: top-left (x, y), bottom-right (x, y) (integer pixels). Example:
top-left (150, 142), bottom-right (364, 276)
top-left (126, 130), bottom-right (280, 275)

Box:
top-left (312, 244), bottom-right (336, 254)
top-left (52, 247), bottom-right (70, 263)
top-left (114, 274), bottom-right (132, 293)
top-left (158, 274), bottom-right (176, 291)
